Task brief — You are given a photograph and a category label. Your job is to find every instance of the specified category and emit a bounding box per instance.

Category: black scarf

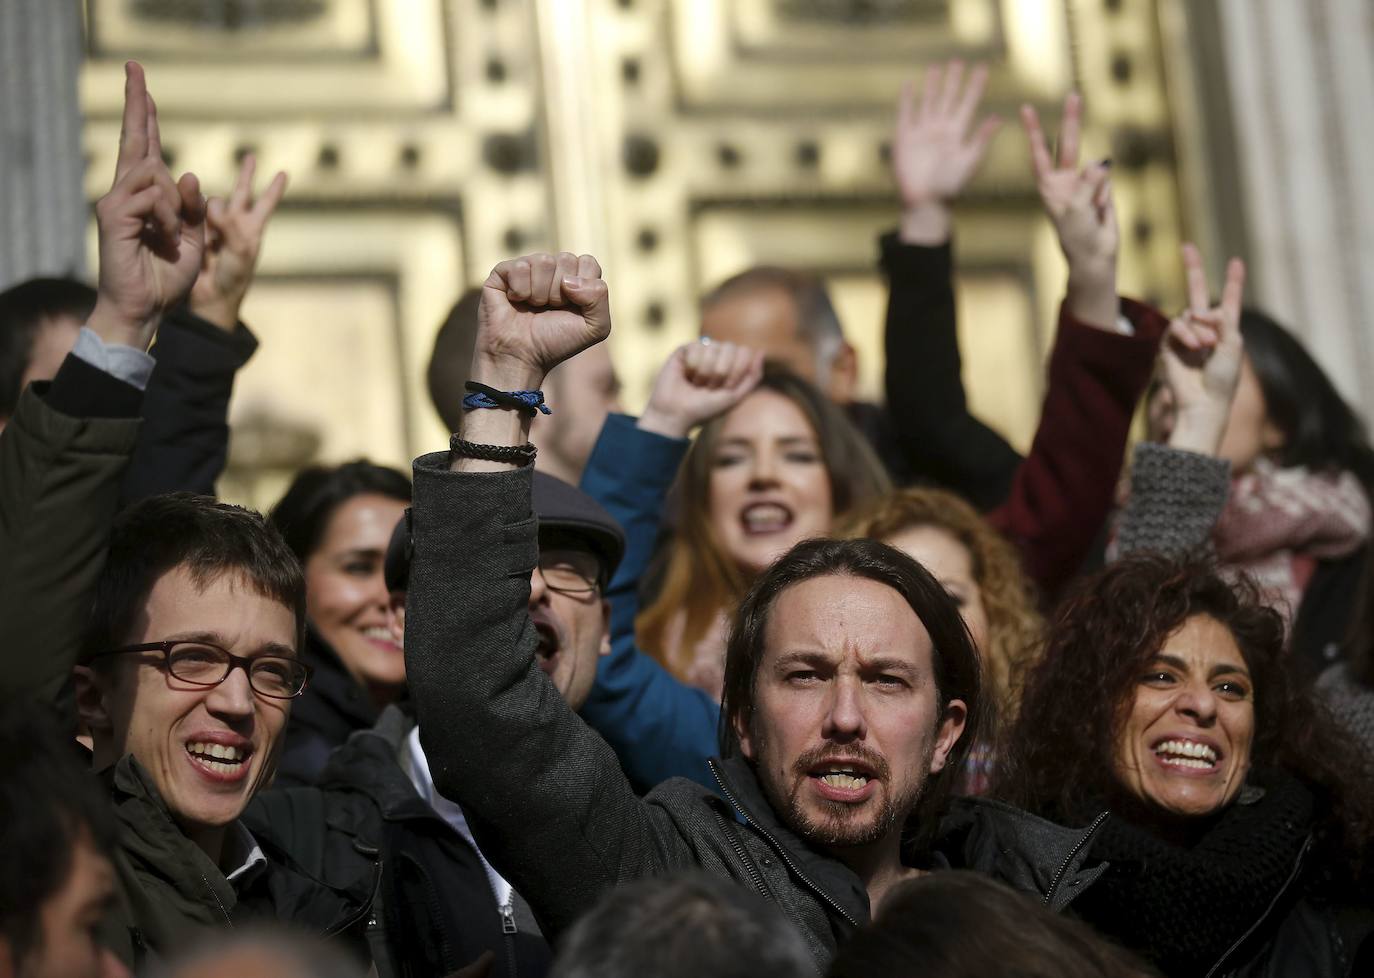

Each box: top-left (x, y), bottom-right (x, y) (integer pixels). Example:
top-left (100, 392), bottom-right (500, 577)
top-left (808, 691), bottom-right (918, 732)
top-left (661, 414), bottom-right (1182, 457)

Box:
top-left (1079, 770), bottom-right (1314, 978)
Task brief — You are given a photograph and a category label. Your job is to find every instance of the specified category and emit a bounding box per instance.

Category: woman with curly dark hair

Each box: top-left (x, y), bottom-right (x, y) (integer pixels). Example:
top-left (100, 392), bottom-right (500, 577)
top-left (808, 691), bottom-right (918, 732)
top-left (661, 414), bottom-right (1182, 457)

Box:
top-left (996, 554), bottom-right (1374, 978)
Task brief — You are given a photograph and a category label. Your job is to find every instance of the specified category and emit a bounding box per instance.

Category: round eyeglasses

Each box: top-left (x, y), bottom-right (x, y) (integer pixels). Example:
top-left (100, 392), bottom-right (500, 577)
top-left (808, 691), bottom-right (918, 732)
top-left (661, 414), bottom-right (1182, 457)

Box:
top-left (92, 640), bottom-right (312, 699)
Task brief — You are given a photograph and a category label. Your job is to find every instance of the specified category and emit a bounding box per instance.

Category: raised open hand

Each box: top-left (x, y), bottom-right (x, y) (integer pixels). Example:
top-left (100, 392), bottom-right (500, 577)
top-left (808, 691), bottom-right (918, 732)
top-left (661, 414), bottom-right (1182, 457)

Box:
top-left (1021, 92), bottom-right (1118, 327)
top-left (893, 60), bottom-right (1002, 243)
top-left (190, 154), bottom-right (288, 331)
top-left (1159, 244), bottom-right (1247, 454)
top-left (638, 339), bottom-right (765, 439)
top-left (87, 61), bottom-right (207, 350)
top-left (474, 252), bottom-right (611, 391)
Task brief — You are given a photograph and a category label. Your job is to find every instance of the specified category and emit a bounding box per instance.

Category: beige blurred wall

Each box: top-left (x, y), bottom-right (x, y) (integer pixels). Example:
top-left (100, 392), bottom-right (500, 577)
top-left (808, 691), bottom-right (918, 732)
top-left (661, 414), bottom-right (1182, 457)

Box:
top-left (78, 0), bottom-right (1192, 506)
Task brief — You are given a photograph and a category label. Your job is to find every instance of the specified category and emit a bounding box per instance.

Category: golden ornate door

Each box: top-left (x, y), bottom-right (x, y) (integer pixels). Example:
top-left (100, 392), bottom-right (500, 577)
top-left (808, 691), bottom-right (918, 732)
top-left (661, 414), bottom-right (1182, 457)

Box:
top-left (81, 0), bottom-right (1186, 506)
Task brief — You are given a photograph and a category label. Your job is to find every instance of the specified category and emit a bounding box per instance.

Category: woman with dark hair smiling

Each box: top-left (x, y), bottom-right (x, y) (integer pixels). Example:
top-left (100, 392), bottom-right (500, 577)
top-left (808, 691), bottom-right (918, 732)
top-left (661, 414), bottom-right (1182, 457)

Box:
top-left (997, 555), bottom-right (1374, 977)
top-left (268, 459), bottom-right (412, 786)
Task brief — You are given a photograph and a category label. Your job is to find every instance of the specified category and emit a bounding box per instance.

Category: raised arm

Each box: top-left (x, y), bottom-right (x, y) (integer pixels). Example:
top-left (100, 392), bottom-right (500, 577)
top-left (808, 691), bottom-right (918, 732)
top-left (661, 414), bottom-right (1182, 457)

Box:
top-left (123, 155), bottom-right (286, 502)
top-left (405, 253), bottom-right (697, 936)
top-left (580, 339), bottom-right (763, 791)
top-left (883, 61), bottom-right (1021, 507)
top-left (986, 93), bottom-right (1167, 598)
top-left (0, 62), bottom-right (205, 710)
top-left (1117, 247), bottom-right (1246, 559)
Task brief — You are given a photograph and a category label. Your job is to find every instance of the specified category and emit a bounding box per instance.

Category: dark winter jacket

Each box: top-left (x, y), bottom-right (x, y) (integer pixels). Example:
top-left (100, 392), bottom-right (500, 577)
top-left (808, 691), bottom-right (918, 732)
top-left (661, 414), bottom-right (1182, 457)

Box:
top-left (122, 306), bottom-right (257, 504)
top-left (303, 704), bottom-right (553, 978)
top-left (404, 458), bottom-right (1107, 968)
top-left (275, 628), bottom-right (382, 788)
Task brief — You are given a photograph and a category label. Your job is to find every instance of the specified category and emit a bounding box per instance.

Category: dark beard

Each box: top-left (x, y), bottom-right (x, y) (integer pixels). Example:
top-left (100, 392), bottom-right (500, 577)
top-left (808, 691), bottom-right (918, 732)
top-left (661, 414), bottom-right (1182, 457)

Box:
top-left (763, 739), bottom-right (931, 849)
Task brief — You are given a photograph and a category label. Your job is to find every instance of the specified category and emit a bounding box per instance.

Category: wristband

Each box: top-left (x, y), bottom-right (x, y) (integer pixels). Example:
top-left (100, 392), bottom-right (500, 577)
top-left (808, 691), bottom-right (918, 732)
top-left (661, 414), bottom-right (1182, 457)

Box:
top-left (462, 381), bottom-right (551, 417)
top-left (450, 435), bottom-right (538, 467)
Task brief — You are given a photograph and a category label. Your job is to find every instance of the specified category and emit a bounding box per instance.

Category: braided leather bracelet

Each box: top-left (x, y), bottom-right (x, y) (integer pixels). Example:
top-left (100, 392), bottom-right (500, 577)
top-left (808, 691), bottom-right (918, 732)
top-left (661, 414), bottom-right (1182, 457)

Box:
top-left (449, 435), bottom-right (537, 467)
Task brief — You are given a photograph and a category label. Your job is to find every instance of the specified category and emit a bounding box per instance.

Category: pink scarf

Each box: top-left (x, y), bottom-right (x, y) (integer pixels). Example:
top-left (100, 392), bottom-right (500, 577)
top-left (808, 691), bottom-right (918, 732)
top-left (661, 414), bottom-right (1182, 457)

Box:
top-left (1213, 458), bottom-right (1371, 625)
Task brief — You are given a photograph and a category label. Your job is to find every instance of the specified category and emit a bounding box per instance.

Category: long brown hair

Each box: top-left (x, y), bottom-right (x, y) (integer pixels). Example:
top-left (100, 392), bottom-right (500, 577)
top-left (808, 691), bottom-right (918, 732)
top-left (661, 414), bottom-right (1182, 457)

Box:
top-left (996, 554), bottom-right (1374, 885)
top-left (837, 487), bottom-right (1042, 709)
top-left (636, 364), bottom-right (890, 681)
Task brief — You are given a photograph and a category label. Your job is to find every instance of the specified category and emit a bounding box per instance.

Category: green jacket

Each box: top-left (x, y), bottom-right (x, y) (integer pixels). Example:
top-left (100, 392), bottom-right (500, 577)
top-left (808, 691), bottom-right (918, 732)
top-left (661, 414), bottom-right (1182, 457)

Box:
top-left (0, 381), bottom-right (140, 707)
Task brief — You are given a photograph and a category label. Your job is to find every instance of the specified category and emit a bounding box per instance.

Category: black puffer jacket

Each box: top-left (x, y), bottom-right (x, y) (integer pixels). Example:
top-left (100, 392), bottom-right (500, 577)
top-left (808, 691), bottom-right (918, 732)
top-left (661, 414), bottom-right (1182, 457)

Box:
top-left (308, 705), bottom-right (553, 978)
top-left (404, 460), bottom-right (1108, 968)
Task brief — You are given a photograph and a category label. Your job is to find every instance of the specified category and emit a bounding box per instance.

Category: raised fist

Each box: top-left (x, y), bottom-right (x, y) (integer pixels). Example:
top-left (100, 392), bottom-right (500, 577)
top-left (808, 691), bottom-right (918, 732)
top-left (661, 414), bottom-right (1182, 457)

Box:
top-left (474, 252), bottom-right (611, 389)
top-left (638, 339), bottom-right (765, 439)
top-left (88, 61), bottom-right (207, 350)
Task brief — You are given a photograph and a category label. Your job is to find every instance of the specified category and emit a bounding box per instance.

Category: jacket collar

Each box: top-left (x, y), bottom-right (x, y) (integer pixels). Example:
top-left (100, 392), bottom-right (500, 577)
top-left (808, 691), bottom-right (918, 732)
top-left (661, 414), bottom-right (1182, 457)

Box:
top-left (932, 796), bottom-right (1109, 911)
top-left (316, 703), bottom-right (441, 824)
top-left (709, 755), bottom-right (870, 926)
top-left (709, 756), bottom-right (1109, 920)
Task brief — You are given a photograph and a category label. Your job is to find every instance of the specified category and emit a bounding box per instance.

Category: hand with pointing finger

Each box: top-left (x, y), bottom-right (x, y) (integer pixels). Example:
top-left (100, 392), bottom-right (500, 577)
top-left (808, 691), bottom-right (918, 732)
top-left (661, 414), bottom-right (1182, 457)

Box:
top-left (87, 61), bottom-right (207, 351)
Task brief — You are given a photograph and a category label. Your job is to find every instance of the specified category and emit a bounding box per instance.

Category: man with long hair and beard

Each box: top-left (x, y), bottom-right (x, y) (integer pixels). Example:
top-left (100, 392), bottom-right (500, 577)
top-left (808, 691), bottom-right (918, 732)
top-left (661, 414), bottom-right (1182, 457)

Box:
top-left (402, 251), bottom-right (1111, 968)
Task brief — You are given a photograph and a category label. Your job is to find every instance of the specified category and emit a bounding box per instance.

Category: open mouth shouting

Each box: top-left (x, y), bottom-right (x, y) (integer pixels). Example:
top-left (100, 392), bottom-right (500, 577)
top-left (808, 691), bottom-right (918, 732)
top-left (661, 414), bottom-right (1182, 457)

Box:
top-left (532, 616), bottom-right (562, 678)
top-left (184, 733), bottom-right (254, 784)
top-left (1151, 736), bottom-right (1222, 774)
top-left (740, 501), bottom-right (795, 537)
top-left (808, 758), bottom-right (881, 803)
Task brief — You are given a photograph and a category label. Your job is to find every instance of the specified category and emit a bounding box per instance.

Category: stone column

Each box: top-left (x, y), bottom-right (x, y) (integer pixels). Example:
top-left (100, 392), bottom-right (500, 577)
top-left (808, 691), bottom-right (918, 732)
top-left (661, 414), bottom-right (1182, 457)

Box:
top-left (0, 0), bottom-right (86, 288)
top-left (1172, 0), bottom-right (1374, 423)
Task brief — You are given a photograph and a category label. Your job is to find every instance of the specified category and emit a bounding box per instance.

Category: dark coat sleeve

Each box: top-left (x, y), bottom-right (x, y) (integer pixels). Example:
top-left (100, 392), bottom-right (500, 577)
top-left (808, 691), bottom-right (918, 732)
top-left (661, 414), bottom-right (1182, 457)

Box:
top-left (404, 457), bottom-right (696, 937)
top-left (987, 299), bottom-right (1168, 601)
top-left (880, 232), bottom-right (1022, 509)
top-left (121, 307), bottom-right (257, 503)
top-left (0, 358), bottom-right (142, 713)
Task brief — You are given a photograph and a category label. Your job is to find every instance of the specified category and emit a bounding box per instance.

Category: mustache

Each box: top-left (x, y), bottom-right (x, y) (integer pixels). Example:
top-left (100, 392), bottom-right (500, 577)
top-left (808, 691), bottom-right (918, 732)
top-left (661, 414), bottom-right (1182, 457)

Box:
top-left (791, 742), bottom-right (890, 781)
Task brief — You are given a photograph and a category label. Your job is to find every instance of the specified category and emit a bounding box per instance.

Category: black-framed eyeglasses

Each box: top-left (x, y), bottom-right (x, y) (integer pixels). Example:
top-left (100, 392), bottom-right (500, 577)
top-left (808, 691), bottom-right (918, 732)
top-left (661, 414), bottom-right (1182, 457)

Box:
top-left (535, 554), bottom-right (601, 597)
top-left (91, 640), bottom-right (312, 699)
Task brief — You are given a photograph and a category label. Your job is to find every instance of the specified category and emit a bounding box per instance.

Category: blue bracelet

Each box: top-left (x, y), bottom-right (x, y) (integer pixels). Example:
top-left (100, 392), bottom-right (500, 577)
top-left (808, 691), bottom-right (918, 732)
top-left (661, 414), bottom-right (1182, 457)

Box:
top-left (462, 382), bottom-right (552, 416)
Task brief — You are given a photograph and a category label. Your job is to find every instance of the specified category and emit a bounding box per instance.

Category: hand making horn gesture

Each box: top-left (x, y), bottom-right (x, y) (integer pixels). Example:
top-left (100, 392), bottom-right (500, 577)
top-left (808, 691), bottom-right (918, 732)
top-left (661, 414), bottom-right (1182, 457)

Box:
top-left (87, 61), bottom-right (207, 350)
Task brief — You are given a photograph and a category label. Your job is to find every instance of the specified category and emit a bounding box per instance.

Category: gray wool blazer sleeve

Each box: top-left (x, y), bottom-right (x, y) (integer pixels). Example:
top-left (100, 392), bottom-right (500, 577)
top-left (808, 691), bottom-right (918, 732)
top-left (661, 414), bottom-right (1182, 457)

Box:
top-left (1115, 441), bottom-right (1232, 559)
top-left (403, 454), bottom-right (695, 936)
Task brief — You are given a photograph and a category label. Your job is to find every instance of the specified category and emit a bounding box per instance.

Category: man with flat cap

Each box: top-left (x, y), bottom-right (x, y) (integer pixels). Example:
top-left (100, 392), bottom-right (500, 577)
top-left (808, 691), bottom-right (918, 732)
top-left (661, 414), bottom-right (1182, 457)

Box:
top-left (250, 472), bottom-right (625, 978)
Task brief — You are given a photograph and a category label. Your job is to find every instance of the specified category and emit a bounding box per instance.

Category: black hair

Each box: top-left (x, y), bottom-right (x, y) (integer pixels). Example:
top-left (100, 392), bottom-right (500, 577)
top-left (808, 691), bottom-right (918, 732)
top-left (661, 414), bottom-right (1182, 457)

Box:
top-left (87, 492), bottom-right (307, 656)
top-left (0, 704), bottom-right (118, 965)
top-left (550, 873), bottom-right (813, 978)
top-left (0, 277), bottom-right (97, 417)
top-left (827, 872), bottom-right (1159, 978)
top-left (1241, 308), bottom-right (1374, 488)
top-left (268, 460), bottom-right (412, 565)
top-left (719, 537), bottom-right (983, 851)
top-left (426, 287), bottom-right (483, 433)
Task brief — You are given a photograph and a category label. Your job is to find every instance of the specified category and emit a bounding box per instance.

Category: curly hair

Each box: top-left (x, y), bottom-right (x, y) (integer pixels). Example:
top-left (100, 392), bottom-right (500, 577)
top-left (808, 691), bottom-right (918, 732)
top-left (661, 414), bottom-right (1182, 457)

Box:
top-left (837, 487), bottom-right (1042, 710)
top-left (995, 553), bottom-right (1374, 886)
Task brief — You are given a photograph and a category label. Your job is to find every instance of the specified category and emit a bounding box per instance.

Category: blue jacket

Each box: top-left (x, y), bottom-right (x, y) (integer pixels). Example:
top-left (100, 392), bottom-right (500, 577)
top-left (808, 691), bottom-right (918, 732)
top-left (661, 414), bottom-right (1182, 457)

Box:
top-left (577, 413), bottom-right (720, 792)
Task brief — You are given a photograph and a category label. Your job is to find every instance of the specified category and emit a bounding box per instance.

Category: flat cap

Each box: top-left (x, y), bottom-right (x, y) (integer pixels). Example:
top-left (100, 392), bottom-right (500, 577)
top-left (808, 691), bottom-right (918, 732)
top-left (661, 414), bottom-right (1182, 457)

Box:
top-left (383, 471), bottom-right (626, 594)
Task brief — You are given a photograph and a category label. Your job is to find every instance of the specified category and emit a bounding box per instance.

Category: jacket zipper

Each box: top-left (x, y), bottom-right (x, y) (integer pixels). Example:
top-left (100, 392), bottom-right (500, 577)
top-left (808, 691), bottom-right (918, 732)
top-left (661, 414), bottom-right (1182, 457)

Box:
top-left (1204, 835), bottom-right (1313, 978)
top-left (1043, 811), bottom-right (1109, 907)
top-left (710, 760), bottom-right (860, 928)
top-left (499, 903), bottom-right (518, 978)
top-left (713, 808), bottom-right (771, 900)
